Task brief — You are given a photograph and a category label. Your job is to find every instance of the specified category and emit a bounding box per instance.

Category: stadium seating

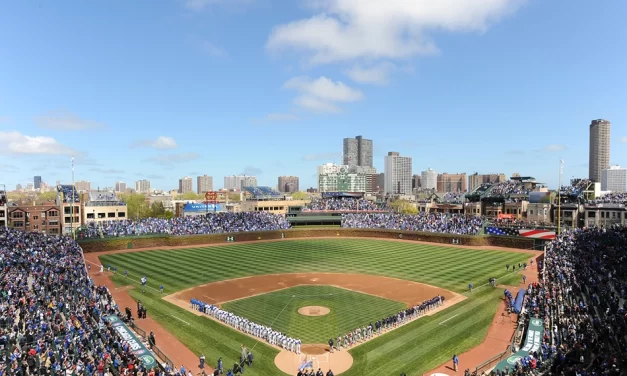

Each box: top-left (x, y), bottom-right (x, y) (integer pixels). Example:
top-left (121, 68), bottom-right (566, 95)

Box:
top-left (0, 228), bottom-right (158, 374)
top-left (242, 186), bottom-right (282, 198)
top-left (303, 197), bottom-right (385, 212)
top-left (88, 191), bottom-right (118, 202)
top-left (57, 184), bottom-right (80, 203)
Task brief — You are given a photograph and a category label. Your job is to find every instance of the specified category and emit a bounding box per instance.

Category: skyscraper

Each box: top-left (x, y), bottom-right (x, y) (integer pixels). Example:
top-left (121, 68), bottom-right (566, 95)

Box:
top-left (343, 135), bottom-right (373, 167)
top-left (223, 175), bottom-right (257, 190)
top-left (178, 176), bottom-right (193, 194)
top-left (278, 176), bottom-right (299, 193)
top-left (34, 176), bottom-right (42, 190)
top-left (197, 175), bottom-right (214, 194)
top-left (421, 169), bottom-right (437, 190)
top-left (602, 165), bottom-right (627, 192)
top-left (384, 152), bottom-right (412, 195)
top-left (115, 181), bottom-right (127, 192)
top-left (589, 119), bottom-right (611, 183)
top-left (437, 173), bottom-right (467, 193)
top-left (135, 179), bottom-right (151, 193)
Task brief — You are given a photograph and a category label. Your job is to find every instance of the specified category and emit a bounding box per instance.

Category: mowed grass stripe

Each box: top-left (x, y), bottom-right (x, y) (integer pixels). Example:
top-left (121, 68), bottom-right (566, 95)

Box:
top-left (99, 239), bottom-right (530, 294)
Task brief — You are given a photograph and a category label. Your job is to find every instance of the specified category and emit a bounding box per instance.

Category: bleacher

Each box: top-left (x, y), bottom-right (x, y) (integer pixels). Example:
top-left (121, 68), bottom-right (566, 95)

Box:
top-left (86, 190), bottom-right (126, 207)
top-left (0, 189), bottom-right (6, 205)
top-left (242, 186), bottom-right (282, 199)
top-left (57, 184), bottom-right (80, 203)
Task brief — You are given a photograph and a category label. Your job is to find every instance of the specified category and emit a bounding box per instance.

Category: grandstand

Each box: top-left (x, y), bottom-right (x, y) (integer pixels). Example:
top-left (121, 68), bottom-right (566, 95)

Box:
top-left (56, 184), bottom-right (80, 203)
top-left (287, 193), bottom-right (388, 226)
top-left (242, 186), bottom-right (282, 200)
top-left (86, 190), bottom-right (126, 206)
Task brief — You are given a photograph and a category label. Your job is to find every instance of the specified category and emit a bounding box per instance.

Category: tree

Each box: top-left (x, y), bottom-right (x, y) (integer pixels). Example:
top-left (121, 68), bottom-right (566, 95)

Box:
top-left (120, 193), bottom-right (150, 219)
top-left (36, 191), bottom-right (57, 204)
top-left (291, 191), bottom-right (309, 200)
top-left (227, 193), bottom-right (241, 202)
top-left (390, 199), bottom-right (418, 214)
top-left (149, 201), bottom-right (166, 217)
top-left (178, 192), bottom-right (202, 201)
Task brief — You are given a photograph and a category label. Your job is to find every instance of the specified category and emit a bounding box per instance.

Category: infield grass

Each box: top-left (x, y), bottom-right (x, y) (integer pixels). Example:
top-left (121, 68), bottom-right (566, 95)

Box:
top-left (99, 238), bottom-right (532, 375)
top-left (222, 285), bottom-right (406, 343)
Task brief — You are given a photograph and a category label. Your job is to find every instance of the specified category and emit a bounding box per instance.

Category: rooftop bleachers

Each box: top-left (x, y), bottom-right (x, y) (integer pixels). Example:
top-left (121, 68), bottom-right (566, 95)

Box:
top-left (57, 184), bottom-right (80, 203)
top-left (88, 191), bottom-right (118, 202)
top-left (242, 186), bottom-right (282, 198)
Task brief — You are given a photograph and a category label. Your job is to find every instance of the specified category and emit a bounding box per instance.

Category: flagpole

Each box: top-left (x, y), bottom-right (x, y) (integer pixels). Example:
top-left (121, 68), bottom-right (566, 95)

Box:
top-left (71, 155), bottom-right (75, 240)
top-left (557, 158), bottom-right (563, 236)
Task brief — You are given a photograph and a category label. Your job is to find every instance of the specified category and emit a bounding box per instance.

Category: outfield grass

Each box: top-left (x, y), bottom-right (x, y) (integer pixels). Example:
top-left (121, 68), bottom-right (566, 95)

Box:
top-left (222, 285), bottom-right (407, 343)
top-left (99, 239), bottom-right (531, 375)
top-left (99, 238), bottom-right (531, 293)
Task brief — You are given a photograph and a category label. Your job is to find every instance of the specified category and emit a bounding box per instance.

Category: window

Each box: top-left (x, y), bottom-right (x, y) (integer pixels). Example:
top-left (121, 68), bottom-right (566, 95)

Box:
top-left (65, 217), bottom-right (72, 223)
top-left (48, 220), bottom-right (58, 226)
top-left (87, 213), bottom-right (95, 219)
top-left (12, 212), bottom-right (24, 218)
top-left (529, 210), bottom-right (534, 215)
top-left (33, 225), bottom-right (39, 230)
top-left (108, 212), bottom-right (115, 218)
top-left (98, 213), bottom-right (106, 219)
top-left (118, 212), bottom-right (125, 217)
top-left (13, 221), bottom-right (24, 227)
top-left (64, 207), bottom-right (71, 215)
top-left (49, 211), bottom-right (58, 217)
top-left (0, 211), bottom-right (4, 218)
top-left (33, 216), bottom-right (38, 220)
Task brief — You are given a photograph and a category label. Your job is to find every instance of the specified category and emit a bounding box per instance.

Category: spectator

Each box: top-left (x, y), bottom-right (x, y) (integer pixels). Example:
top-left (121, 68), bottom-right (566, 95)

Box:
top-left (303, 197), bottom-right (385, 212)
top-left (341, 213), bottom-right (484, 235)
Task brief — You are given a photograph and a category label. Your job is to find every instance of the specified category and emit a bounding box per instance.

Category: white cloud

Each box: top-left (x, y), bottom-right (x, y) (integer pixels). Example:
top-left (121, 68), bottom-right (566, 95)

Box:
top-left (0, 131), bottom-right (75, 155)
top-left (198, 40), bottom-right (229, 57)
top-left (267, 0), bottom-right (524, 65)
top-left (346, 62), bottom-right (396, 85)
top-left (544, 144), bottom-right (567, 152)
top-left (283, 76), bottom-right (363, 113)
top-left (132, 136), bottom-right (178, 150)
top-left (35, 111), bottom-right (106, 130)
top-left (184, 0), bottom-right (253, 11)
top-left (252, 113), bottom-right (301, 124)
top-left (620, 136), bottom-right (627, 144)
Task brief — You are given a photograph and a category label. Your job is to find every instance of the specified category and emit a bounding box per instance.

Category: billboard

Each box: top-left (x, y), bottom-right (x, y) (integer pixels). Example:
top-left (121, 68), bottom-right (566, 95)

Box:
top-left (184, 203), bottom-right (222, 212)
top-left (529, 191), bottom-right (551, 203)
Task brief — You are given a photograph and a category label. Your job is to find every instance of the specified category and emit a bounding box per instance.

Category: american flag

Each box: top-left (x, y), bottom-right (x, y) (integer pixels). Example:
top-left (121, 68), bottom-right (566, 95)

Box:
top-left (486, 227), bottom-right (556, 240)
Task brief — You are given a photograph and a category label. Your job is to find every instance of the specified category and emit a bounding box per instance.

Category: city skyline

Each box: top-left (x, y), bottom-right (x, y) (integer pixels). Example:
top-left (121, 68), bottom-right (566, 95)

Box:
top-left (1, 1), bottom-right (626, 190)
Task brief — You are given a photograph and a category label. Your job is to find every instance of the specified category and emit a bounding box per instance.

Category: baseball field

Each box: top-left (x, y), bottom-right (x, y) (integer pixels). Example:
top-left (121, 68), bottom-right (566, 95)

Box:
top-left (95, 238), bottom-right (533, 375)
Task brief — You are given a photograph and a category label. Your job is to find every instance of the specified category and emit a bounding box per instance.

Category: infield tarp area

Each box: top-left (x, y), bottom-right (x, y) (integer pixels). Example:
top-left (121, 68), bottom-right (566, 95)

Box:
top-left (105, 314), bottom-right (159, 369)
top-left (495, 317), bottom-right (543, 371)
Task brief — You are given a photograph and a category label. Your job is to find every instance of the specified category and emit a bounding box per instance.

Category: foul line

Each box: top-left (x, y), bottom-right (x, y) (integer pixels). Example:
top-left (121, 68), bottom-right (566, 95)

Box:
top-left (170, 315), bottom-right (191, 325)
top-left (438, 314), bottom-right (459, 325)
top-left (249, 295), bottom-right (294, 353)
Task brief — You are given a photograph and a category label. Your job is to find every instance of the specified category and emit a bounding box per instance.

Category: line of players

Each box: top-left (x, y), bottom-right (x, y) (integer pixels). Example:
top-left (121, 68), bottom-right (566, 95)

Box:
top-left (191, 294), bottom-right (444, 354)
top-left (329, 295), bottom-right (445, 351)
top-left (190, 298), bottom-right (303, 353)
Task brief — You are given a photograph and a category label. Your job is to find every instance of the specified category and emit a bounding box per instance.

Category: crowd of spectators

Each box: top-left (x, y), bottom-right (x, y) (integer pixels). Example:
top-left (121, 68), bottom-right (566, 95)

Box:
top-left (341, 213), bottom-right (484, 235)
top-left (79, 212), bottom-right (291, 239)
top-left (485, 181), bottom-right (530, 198)
top-left (88, 192), bottom-right (119, 202)
top-left (0, 228), bottom-right (168, 376)
top-left (505, 226), bottom-right (627, 375)
top-left (57, 185), bottom-right (80, 203)
top-left (587, 192), bottom-right (627, 205)
top-left (560, 179), bottom-right (592, 196)
top-left (303, 197), bottom-right (384, 212)
top-left (440, 192), bottom-right (465, 204)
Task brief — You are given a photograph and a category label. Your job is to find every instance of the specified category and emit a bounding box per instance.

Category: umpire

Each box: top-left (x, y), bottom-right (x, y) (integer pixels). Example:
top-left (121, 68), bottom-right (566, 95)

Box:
top-left (328, 338), bottom-right (334, 353)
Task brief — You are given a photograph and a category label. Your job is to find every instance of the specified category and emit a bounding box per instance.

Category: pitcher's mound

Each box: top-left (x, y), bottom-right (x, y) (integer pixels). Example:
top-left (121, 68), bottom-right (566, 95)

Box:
top-left (275, 346), bottom-right (353, 375)
top-left (298, 306), bottom-right (330, 316)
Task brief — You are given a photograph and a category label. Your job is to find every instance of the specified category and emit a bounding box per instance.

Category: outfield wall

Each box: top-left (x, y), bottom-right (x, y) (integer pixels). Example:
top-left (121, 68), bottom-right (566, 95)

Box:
top-left (78, 228), bottom-right (535, 253)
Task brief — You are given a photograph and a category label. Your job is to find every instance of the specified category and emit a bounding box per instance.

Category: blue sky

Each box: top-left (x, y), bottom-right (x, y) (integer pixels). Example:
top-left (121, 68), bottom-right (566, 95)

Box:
top-left (1, 0), bottom-right (626, 191)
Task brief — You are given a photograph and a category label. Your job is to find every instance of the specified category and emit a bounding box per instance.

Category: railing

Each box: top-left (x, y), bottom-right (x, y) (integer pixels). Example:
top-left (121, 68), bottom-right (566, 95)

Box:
top-left (133, 322), bottom-right (175, 371)
top-left (474, 349), bottom-right (509, 374)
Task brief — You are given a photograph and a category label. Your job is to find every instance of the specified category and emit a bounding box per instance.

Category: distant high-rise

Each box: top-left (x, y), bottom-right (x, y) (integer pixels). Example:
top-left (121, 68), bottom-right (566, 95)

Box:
top-left (467, 173), bottom-right (507, 192)
top-left (135, 179), bottom-right (151, 193)
top-left (589, 119), bottom-right (611, 183)
top-left (197, 175), bottom-right (214, 194)
top-left (437, 173), bottom-right (467, 193)
top-left (75, 180), bottom-right (91, 192)
top-left (384, 152), bottom-right (412, 195)
top-left (178, 176), bottom-right (193, 194)
top-left (34, 176), bottom-right (42, 190)
top-left (343, 135), bottom-right (373, 167)
top-left (278, 176), bottom-right (299, 193)
top-left (602, 165), bottom-right (627, 192)
top-left (224, 175), bottom-right (257, 191)
top-left (412, 174), bottom-right (422, 189)
top-left (421, 169), bottom-right (437, 190)
top-left (115, 181), bottom-right (127, 192)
